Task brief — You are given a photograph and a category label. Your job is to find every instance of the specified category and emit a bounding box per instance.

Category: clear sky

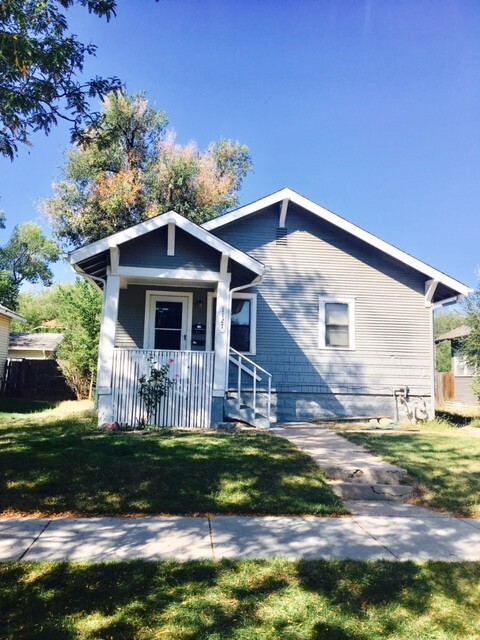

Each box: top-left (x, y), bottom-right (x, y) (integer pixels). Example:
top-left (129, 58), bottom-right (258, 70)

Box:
top-left (1, 0), bottom-right (479, 288)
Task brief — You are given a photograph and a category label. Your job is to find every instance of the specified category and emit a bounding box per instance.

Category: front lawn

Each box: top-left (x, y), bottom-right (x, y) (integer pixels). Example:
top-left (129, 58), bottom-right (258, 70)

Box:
top-left (340, 422), bottom-right (480, 516)
top-left (0, 402), bottom-right (344, 517)
top-left (1, 559), bottom-right (479, 639)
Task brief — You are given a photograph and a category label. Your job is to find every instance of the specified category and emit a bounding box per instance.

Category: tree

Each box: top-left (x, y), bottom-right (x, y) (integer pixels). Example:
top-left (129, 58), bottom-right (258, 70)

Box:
top-left (0, 0), bottom-right (121, 160)
top-left (459, 289), bottom-right (480, 398)
top-left (44, 91), bottom-right (253, 246)
top-left (9, 280), bottom-right (101, 397)
top-left (11, 285), bottom-right (62, 332)
top-left (0, 222), bottom-right (60, 308)
top-left (56, 278), bottom-right (102, 398)
top-left (434, 309), bottom-right (465, 373)
top-left (45, 92), bottom-right (167, 245)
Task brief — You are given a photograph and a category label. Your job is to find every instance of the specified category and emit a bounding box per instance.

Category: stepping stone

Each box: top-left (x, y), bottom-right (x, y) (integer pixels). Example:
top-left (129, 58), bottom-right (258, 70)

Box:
top-left (323, 465), bottom-right (408, 485)
top-left (329, 481), bottom-right (415, 501)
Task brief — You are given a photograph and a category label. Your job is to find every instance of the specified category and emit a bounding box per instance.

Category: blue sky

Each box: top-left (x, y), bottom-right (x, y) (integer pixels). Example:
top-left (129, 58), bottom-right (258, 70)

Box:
top-left (1, 0), bottom-right (479, 287)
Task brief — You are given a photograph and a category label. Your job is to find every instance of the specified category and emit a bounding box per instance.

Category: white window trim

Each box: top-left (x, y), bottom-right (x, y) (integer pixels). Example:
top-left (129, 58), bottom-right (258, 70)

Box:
top-left (206, 291), bottom-right (257, 355)
top-left (453, 354), bottom-right (476, 378)
top-left (143, 290), bottom-right (193, 350)
top-left (319, 297), bottom-right (356, 351)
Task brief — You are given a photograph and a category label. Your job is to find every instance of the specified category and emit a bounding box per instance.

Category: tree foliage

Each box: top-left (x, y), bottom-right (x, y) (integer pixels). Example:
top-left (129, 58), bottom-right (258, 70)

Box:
top-left (44, 92), bottom-right (253, 246)
top-left (10, 279), bottom-right (102, 397)
top-left (0, 222), bottom-right (60, 308)
top-left (11, 286), bottom-right (62, 332)
top-left (0, 0), bottom-right (121, 159)
top-left (55, 278), bottom-right (102, 398)
top-left (434, 309), bottom-right (465, 372)
top-left (459, 290), bottom-right (480, 397)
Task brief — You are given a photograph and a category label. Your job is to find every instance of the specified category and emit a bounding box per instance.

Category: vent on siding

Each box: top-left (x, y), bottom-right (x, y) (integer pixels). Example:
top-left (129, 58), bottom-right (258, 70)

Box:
top-left (276, 227), bottom-right (288, 246)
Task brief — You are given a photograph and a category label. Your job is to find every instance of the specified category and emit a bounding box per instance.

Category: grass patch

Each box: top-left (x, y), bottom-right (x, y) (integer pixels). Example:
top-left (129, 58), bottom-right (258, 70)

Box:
top-left (0, 398), bottom-right (59, 417)
top-left (0, 559), bottom-right (479, 639)
top-left (0, 402), bottom-right (344, 517)
top-left (341, 423), bottom-right (480, 516)
top-left (436, 408), bottom-right (480, 428)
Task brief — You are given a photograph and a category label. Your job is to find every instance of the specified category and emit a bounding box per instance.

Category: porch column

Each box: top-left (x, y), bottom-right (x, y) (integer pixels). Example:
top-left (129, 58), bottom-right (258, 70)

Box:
top-left (96, 273), bottom-right (120, 424)
top-left (213, 278), bottom-right (232, 401)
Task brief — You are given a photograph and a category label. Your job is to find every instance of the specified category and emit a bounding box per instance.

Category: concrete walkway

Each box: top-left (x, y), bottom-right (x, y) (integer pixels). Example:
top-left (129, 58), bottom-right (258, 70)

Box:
top-left (276, 421), bottom-right (414, 500)
top-left (1, 422), bottom-right (479, 563)
top-left (1, 512), bottom-right (479, 562)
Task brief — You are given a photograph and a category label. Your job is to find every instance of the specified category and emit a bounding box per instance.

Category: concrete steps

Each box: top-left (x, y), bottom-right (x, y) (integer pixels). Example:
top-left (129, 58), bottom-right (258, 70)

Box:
top-left (224, 398), bottom-right (270, 429)
top-left (277, 423), bottom-right (415, 503)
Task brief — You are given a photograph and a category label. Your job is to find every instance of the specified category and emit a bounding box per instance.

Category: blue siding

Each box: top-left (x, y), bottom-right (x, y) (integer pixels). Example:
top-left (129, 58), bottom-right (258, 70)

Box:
top-left (120, 226), bottom-right (219, 271)
top-left (214, 202), bottom-right (432, 419)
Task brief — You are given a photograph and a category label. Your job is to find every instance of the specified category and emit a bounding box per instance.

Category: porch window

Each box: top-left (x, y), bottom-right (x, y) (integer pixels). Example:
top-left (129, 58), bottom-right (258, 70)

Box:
top-left (207, 292), bottom-right (257, 354)
top-left (319, 297), bottom-right (355, 350)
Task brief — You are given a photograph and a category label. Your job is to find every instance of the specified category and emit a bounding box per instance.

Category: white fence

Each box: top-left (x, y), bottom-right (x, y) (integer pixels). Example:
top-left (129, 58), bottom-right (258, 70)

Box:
top-left (111, 349), bottom-right (215, 428)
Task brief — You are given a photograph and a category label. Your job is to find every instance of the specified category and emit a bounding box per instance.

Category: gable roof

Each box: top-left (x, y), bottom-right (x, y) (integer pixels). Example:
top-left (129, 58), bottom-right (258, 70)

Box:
top-left (9, 333), bottom-right (64, 352)
top-left (203, 188), bottom-right (471, 298)
top-left (67, 210), bottom-right (265, 277)
top-left (0, 304), bottom-right (26, 323)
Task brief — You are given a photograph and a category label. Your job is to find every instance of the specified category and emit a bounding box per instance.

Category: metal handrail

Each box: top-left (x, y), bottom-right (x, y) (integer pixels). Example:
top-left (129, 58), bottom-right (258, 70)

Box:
top-left (229, 347), bottom-right (272, 423)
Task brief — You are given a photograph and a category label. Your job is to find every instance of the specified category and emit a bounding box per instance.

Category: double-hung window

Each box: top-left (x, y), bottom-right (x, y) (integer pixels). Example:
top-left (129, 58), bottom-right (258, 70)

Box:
top-left (207, 292), bottom-right (257, 355)
top-left (319, 297), bottom-right (355, 350)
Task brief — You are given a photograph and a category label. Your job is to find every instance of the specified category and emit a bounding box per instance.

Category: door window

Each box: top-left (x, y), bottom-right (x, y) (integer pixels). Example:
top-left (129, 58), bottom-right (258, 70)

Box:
top-left (154, 301), bottom-right (183, 349)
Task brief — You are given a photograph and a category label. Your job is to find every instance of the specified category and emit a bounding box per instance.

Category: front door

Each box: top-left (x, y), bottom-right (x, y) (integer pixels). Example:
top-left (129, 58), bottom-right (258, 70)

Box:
top-left (145, 293), bottom-right (192, 350)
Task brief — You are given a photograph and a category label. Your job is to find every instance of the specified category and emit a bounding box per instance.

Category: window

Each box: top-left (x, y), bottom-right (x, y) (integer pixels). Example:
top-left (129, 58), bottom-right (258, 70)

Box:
top-left (207, 292), bottom-right (257, 354)
top-left (319, 297), bottom-right (355, 350)
top-left (453, 346), bottom-right (476, 377)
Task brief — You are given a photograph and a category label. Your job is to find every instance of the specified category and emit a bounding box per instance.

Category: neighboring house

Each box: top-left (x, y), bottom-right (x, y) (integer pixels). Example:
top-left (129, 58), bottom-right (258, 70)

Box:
top-left (435, 326), bottom-right (478, 407)
top-left (0, 304), bottom-right (26, 387)
top-left (67, 188), bottom-right (470, 428)
top-left (8, 333), bottom-right (64, 360)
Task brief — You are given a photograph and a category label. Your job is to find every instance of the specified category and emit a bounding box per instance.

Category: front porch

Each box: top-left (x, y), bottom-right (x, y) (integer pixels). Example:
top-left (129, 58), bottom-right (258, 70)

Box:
top-left (67, 210), bottom-right (270, 428)
top-left (108, 347), bottom-right (272, 429)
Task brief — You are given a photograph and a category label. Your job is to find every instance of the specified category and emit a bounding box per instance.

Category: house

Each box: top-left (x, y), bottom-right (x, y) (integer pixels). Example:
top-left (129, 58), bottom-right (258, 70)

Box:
top-left (8, 333), bottom-right (64, 360)
top-left (67, 188), bottom-right (471, 428)
top-left (0, 304), bottom-right (26, 388)
top-left (435, 326), bottom-right (478, 407)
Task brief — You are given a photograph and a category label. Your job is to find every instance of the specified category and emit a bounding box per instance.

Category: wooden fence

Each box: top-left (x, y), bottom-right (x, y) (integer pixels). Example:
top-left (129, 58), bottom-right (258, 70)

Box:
top-left (2, 359), bottom-right (75, 401)
top-left (111, 349), bottom-right (215, 428)
top-left (436, 372), bottom-right (454, 407)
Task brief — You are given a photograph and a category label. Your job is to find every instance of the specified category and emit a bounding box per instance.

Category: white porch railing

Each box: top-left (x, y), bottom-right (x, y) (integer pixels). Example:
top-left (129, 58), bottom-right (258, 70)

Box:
top-left (111, 349), bottom-right (214, 428)
top-left (229, 347), bottom-right (272, 422)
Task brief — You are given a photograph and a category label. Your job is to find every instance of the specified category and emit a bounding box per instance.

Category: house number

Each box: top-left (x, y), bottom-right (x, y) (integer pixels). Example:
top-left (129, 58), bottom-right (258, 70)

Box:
top-left (219, 305), bottom-right (226, 333)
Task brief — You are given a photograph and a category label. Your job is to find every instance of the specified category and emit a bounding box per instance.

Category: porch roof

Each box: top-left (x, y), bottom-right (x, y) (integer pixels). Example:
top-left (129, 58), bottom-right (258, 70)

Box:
top-left (67, 211), bottom-right (265, 284)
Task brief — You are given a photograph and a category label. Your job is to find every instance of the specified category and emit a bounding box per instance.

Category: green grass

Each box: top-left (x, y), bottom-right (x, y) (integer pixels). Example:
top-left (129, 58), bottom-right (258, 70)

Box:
top-left (0, 398), bottom-right (59, 416)
top-left (436, 408), bottom-right (480, 428)
top-left (0, 560), bottom-right (479, 639)
top-left (341, 423), bottom-right (480, 516)
top-left (0, 402), bottom-right (344, 517)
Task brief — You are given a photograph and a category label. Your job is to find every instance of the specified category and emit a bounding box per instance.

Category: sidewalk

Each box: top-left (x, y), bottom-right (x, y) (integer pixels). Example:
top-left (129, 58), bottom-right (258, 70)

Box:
top-left (1, 511), bottom-right (479, 563)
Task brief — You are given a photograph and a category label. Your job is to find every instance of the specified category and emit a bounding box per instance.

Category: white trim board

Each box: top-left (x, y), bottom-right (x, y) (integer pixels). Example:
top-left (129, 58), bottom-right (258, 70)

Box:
top-left (68, 211), bottom-right (264, 277)
top-left (143, 290), bottom-right (193, 350)
top-left (202, 188), bottom-right (471, 298)
top-left (207, 291), bottom-right (257, 355)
